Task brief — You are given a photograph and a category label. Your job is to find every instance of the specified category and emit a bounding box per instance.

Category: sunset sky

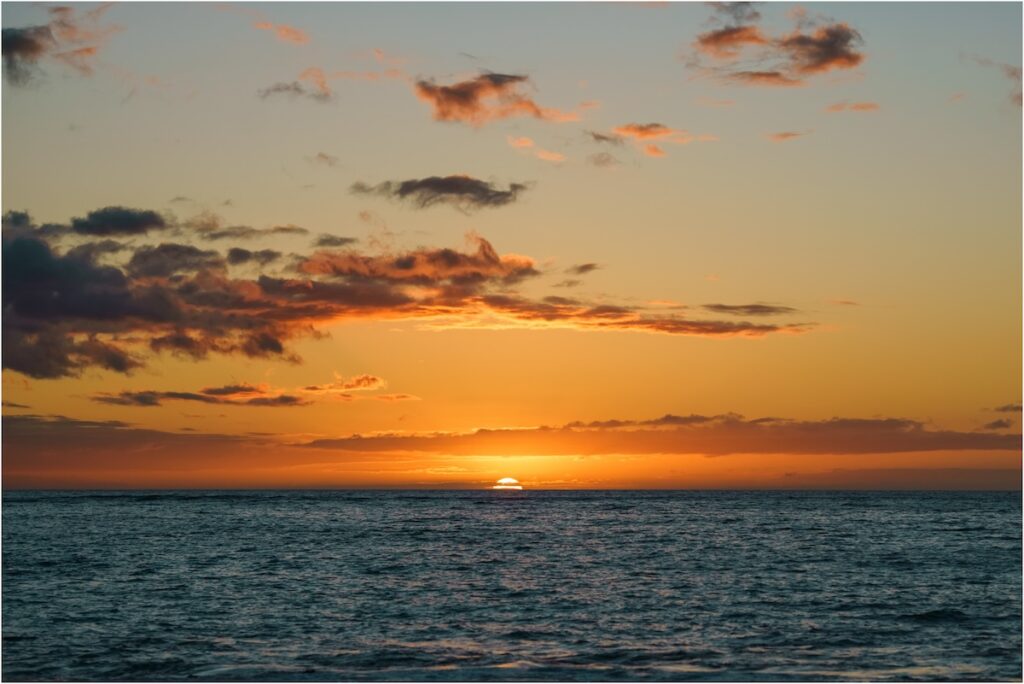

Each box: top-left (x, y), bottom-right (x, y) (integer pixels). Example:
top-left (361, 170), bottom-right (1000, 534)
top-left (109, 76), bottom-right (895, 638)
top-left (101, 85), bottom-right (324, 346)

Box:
top-left (2, 1), bottom-right (1021, 489)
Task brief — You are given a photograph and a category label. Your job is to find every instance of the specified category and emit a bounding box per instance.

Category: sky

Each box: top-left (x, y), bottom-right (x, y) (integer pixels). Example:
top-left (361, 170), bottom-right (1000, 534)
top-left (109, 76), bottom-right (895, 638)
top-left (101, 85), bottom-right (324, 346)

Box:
top-left (1, 1), bottom-right (1021, 489)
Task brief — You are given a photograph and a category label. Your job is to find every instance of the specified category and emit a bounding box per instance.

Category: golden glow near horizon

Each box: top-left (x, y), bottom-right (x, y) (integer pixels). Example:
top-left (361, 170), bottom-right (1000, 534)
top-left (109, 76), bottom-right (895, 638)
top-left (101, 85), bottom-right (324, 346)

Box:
top-left (493, 477), bottom-right (524, 490)
top-left (0, 2), bottom-right (1020, 489)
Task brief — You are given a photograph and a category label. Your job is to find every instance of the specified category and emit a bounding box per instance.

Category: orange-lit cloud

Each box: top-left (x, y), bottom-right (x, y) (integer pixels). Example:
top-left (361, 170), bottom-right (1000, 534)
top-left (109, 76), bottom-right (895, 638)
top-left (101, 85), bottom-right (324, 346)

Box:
top-left (826, 101), bottom-right (880, 112)
top-left (766, 131), bottom-right (810, 142)
top-left (3, 209), bottom-right (810, 380)
top-left (535, 149), bottom-right (566, 163)
top-left (686, 6), bottom-right (865, 89)
top-left (507, 136), bottom-right (535, 148)
top-left (694, 25), bottom-right (769, 59)
top-left (778, 23), bottom-right (864, 74)
top-left (6, 413), bottom-right (1018, 490)
top-left (413, 73), bottom-right (579, 126)
top-left (730, 70), bottom-right (806, 87)
top-left (253, 21), bottom-right (309, 44)
top-left (299, 67), bottom-right (331, 97)
top-left (607, 123), bottom-right (712, 158)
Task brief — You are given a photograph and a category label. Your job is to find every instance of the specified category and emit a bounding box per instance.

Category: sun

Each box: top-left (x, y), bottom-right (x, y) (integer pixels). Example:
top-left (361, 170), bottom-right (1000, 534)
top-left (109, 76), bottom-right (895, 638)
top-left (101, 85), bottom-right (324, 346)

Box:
top-left (492, 477), bottom-right (523, 490)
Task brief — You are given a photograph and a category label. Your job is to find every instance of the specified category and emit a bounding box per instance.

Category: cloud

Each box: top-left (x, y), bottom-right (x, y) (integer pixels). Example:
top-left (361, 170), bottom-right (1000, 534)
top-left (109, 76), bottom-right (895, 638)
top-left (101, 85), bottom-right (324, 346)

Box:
top-left (314, 234), bottom-right (358, 248)
top-left (980, 419), bottom-right (1014, 431)
top-left (565, 263), bottom-right (601, 276)
top-left (3, 206), bottom-right (812, 379)
top-left (127, 243), bottom-right (225, 277)
top-left (687, 7), bottom-right (865, 88)
top-left (966, 55), bottom-right (1022, 106)
top-left (226, 248), bottom-right (282, 266)
top-left (535, 149), bottom-right (566, 163)
top-left (586, 130), bottom-right (624, 146)
top-left (188, 213), bottom-right (309, 240)
top-left (994, 404), bottom-right (1022, 413)
top-left (303, 374), bottom-right (387, 393)
top-left (311, 152), bottom-right (339, 167)
top-left (351, 175), bottom-right (527, 212)
top-left (587, 152), bottom-right (620, 168)
top-left (766, 131), bottom-right (809, 142)
top-left (507, 136), bottom-right (534, 148)
top-left (702, 303), bottom-right (798, 316)
top-left (826, 101), bottom-right (880, 112)
top-left (608, 123), bottom-right (714, 157)
top-left (298, 233), bottom-right (539, 286)
top-left (303, 413), bottom-right (1022, 456)
top-left (92, 373), bottom-right (406, 408)
top-left (777, 23), bottom-right (864, 74)
top-left (729, 70), bottom-right (806, 87)
top-left (94, 389), bottom-right (310, 408)
top-left (2, 26), bottom-right (54, 85)
top-left (71, 206), bottom-right (168, 236)
top-left (413, 72), bottom-right (578, 126)
top-left (253, 21), bottom-right (309, 45)
top-left (553, 279), bottom-right (583, 288)
top-left (2, 5), bottom-right (121, 86)
top-left (468, 294), bottom-right (808, 337)
top-left (708, 2), bottom-right (762, 25)
top-left (695, 25), bottom-right (769, 59)
top-left (257, 80), bottom-right (332, 103)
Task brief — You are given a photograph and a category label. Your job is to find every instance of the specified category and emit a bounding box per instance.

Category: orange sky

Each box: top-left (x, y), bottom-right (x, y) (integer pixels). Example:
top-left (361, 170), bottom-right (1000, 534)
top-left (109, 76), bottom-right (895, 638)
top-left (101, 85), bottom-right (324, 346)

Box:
top-left (2, 2), bottom-right (1021, 489)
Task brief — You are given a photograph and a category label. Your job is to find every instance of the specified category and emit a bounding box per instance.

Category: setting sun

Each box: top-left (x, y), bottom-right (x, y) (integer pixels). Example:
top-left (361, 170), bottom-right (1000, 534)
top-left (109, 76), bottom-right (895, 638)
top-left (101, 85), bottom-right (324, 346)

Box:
top-left (492, 477), bottom-right (524, 490)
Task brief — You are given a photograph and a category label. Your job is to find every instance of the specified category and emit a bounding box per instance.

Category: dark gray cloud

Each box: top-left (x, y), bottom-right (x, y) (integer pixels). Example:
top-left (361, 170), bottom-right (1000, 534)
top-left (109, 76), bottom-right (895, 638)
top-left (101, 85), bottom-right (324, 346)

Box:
top-left (227, 247), bottom-right (282, 266)
top-left (128, 243), bottom-right (225, 277)
top-left (65, 240), bottom-right (128, 263)
top-left (258, 81), bottom-right (332, 103)
top-left (565, 263), bottom-right (601, 276)
top-left (980, 419), bottom-right (1014, 431)
top-left (189, 215), bottom-right (309, 241)
top-left (314, 234), bottom-right (358, 248)
top-left (586, 130), bottom-right (624, 146)
top-left (2, 400), bottom-right (31, 409)
top-left (94, 390), bottom-right (309, 408)
top-left (702, 303), bottom-right (798, 316)
top-left (2, 26), bottom-right (54, 85)
top-left (351, 175), bottom-right (527, 212)
top-left (71, 206), bottom-right (168, 236)
top-left (708, 2), bottom-right (762, 25)
top-left (995, 403), bottom-right (1022, 413)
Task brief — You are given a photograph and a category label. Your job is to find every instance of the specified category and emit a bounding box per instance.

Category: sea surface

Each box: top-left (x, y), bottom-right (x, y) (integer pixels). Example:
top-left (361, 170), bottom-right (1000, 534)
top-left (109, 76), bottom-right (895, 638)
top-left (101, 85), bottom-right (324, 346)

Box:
top-left (2, 490), bottom-right (1021, 681)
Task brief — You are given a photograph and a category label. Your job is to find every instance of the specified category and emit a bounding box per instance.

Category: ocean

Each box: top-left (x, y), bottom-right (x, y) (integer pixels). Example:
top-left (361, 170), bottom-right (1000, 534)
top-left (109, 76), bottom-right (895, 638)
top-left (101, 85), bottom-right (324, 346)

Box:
top-left (2, 490), bottom-right (1020, 681)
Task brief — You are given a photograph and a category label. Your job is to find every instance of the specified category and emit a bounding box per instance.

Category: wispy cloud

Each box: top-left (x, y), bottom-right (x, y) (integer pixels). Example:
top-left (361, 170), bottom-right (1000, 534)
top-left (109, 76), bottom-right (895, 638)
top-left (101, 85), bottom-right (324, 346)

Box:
top-left (766, 130), bottom-right (810, 142)
top-left (826, 101), bottom-right (880, 113)
top-left (2, 4), bottom-right (122, 86)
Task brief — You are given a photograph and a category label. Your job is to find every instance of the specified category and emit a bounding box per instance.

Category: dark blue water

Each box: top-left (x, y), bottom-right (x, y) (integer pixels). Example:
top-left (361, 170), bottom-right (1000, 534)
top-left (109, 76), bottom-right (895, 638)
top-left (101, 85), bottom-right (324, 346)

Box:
top-left (2, 491), bottom-right (1020, 681)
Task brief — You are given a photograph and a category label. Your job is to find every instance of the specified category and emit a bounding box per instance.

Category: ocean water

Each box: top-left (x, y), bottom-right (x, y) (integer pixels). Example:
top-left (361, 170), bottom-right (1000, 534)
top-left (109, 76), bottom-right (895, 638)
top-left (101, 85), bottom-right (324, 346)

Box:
top-left (2, 490), bottom-right (1020, 681)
